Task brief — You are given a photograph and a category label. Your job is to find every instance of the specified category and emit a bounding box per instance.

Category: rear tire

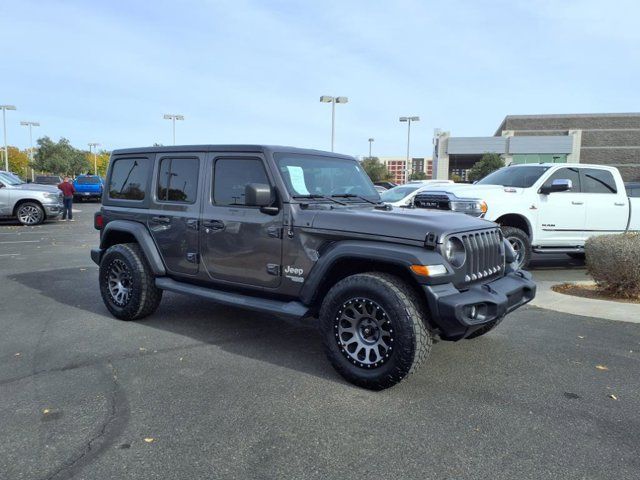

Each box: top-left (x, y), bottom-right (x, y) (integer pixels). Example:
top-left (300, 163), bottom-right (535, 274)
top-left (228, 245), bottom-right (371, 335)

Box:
top-left (99, 243), bottom-right (162, 320)
top-left (319, 272), bottom-right (433, 390)
top-left (16, 202), bottom-right (45, 226)
top-left (501, 226), bottom-right (531, 269)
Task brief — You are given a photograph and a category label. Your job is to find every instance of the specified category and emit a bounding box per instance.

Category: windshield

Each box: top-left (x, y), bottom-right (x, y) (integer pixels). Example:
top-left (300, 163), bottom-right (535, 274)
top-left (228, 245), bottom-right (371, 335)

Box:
top-left (0, 172), bottom-right (24, 186)
top-left (380, 185), bottom-right (421, 202)
top-left (76, 176), bottom-right (101, 185)
top-left (477, 166), bottom-right (550, 188)
top-left (275, 154), bottom-right (379, 202)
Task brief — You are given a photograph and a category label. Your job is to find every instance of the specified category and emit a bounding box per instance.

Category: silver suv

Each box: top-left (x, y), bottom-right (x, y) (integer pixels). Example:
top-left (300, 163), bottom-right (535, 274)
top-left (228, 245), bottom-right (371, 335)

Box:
top-left (0, 171), bottom-right (63, 225)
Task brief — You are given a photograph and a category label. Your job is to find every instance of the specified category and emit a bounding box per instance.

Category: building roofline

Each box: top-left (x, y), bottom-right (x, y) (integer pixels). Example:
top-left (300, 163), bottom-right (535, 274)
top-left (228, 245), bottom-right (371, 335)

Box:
top-left (495, 112), bottom-right (640, 136)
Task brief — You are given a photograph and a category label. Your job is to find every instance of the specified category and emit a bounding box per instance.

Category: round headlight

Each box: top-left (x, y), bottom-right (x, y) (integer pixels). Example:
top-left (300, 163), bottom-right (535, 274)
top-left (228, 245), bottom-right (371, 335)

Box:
top-left (444, 237), bottom-right (466, 268)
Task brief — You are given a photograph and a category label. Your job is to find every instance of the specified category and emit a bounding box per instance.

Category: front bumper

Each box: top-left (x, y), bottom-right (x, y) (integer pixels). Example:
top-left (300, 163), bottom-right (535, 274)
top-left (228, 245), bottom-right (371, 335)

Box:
top-left (43, 203), bottom-right (63, 218)
top-left (424, 270), bottom-right (536, 340)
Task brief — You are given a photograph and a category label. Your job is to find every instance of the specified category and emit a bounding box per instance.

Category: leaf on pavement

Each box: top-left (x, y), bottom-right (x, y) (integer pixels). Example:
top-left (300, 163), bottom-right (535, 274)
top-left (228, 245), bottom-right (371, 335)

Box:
top-left (595, 365), bottom-right (609, 371)
top-left (609, 394), bottom-right (618, 400)
top-left (144, 437), bottom-right (155, 443)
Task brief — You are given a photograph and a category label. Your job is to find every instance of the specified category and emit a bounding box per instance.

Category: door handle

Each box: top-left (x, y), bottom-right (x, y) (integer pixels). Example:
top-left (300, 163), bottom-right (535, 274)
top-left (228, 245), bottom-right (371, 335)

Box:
top-left (571, 201), bottom-right (584, 205)
top-left (614, 202), bottom-right (625, 206)
top-left (202, 219), bottom-right (225, 230)
top-left (151, 215), bottom-right (171, 224)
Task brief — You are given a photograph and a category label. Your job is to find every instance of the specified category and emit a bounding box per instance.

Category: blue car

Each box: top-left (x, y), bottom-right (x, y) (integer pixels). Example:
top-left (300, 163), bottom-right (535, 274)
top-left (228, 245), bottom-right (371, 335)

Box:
top-left (73, 174), bottom-right (104, 201)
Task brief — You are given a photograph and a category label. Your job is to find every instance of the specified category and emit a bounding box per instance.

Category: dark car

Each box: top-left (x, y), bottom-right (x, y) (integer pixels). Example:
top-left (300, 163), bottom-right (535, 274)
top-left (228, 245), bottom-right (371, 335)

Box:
top-left (374, 181), bottom-right (397, 190)
top-left (626, 182), bottom-right (640, 197)
top-left (91, 145), bottom-right (535, 390)
top-left (73, 174), bottom-right (104, 201)
top-left (34, 175), bottom-right (62, 186)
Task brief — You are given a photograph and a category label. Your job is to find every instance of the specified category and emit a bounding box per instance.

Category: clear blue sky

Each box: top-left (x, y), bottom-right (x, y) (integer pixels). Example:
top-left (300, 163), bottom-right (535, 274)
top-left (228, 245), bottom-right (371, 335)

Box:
top-left (1, 0), bottom-right (638, 157)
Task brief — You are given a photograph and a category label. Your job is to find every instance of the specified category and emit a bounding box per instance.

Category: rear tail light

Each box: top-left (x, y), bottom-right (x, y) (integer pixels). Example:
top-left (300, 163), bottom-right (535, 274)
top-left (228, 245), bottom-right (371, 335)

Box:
top-left (94, 212), bottom-right (104, 230)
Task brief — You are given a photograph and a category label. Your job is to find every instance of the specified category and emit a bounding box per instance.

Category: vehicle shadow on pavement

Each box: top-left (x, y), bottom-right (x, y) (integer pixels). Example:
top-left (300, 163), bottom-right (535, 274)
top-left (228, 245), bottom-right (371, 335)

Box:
top-left (8, 267), bottom-right (340, 384)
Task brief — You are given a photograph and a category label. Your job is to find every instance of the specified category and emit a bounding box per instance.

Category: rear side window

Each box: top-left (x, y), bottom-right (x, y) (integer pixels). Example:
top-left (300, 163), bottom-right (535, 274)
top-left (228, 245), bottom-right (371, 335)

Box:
top-left (581, 168), bottom-right (617, 194)
top-left (157, 157), bottom-right (199, 203)
top-left (108, 157), bottom-right (151, 200)
top-left (541, 167), bottom-right (581, 192)
top-left (213, 158), bottom-right (269, 206)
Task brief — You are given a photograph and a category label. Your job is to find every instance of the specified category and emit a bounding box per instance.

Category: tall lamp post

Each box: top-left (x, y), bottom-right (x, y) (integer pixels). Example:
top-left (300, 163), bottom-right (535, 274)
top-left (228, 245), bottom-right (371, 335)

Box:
top-left (368, 137), bottom-right (374, 159)
top-left (399, 116), bottom-right (420, 183)
top-left (20, 121), bottom-right (39, 180)
top-left (1, 104), bottom-right (17, 171)
top-left (88, 142), bottom-right (101, 175)
top-left (319, 96), bottom-right (348, 152)
top-left (163, 114), bottom-right (184, 145)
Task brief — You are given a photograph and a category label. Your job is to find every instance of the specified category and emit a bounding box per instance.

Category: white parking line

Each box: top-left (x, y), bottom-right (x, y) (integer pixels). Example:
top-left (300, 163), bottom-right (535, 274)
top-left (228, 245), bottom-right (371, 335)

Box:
top-left (0, 240), bottom-right (40, 244)
top-left (0, 253), bottom-right (20, 256)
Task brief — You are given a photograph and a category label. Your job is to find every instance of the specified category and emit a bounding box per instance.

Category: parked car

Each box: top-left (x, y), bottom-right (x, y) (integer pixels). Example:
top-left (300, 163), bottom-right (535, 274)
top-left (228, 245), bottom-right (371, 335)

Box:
top-left (34, 175), bottom-right (62, 186)
top-left (91, 145), bottom-right (535, 390)
top-left (374, 185), bottom-right (387, 194)
top-left (413, 163), bottom-right (640, 268)
top-left (374, 181), bottom-right (397, 190)
top-left (0, 170), bottom-right (63, 225)
top-left (380, 180), bottom-right (454, 207)
top-left (73, 174), bottom-right (104, 201)
top-left (625, 182), bottom-right (640, 197)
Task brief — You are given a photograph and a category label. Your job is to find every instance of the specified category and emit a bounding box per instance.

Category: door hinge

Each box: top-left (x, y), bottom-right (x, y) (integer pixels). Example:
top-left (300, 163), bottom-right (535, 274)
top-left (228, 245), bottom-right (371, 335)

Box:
top-left (267, 226), bottom-right (283, 238)
top-left (266, 264), bottom-right (281, 276)
top-left (186, 252), bottom-right (200, 264)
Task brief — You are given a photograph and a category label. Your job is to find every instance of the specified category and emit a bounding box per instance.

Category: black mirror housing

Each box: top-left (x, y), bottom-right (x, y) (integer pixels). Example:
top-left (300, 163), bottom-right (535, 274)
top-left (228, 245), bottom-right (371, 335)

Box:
top-left (540, 178), bottom-right (572, 195)
top-left (245, 183), bottom-right (273, 207)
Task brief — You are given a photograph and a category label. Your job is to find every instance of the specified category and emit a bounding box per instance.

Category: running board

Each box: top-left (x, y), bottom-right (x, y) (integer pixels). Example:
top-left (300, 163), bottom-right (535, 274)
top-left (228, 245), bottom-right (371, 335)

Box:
top-left (155, 277), bottom-right (310, 319)
top-left (532, 247), bottom-right (584, 254)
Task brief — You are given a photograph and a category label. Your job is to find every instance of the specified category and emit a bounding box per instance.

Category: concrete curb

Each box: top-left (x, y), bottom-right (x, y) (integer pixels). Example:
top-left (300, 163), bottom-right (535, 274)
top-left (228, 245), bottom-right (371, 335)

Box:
top-left (531, 280), bottom-right (640, 323)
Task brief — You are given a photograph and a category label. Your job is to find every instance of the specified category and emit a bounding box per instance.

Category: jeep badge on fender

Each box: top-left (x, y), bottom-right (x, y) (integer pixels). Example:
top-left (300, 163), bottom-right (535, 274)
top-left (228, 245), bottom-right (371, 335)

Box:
top-left (91, 145), bottom-right (536, 390)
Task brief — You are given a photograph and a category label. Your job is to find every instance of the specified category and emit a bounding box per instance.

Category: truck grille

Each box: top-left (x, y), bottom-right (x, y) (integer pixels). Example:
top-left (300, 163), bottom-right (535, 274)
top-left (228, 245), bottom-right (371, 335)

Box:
top-left (455, 228), bottom-right (504, 284)
top-left (414, 193), bottom-right (450, 210)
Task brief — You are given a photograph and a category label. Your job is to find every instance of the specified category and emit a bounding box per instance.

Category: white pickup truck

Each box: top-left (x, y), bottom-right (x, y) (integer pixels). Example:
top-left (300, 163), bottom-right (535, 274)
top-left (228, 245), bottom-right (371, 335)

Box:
top-left (413, 163), bottom-right (640, 268)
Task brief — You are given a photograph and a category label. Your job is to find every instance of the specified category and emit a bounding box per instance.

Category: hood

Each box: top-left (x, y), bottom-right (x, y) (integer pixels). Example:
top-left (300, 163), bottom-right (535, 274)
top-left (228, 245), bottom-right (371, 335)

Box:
top-left (11, 183), bottom-right (59, 193)
top-left (310, 206), bottom-right (496, 242)
top-left (420, 183), bottom-right (524, 199)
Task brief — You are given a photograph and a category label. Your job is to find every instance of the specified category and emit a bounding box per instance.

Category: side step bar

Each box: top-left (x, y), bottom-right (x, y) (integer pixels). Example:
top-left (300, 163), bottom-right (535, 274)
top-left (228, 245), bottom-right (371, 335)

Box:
top-left (532, 247), bottom-right (585, 254)
top-left (155, 277), bottom-right (310, 320)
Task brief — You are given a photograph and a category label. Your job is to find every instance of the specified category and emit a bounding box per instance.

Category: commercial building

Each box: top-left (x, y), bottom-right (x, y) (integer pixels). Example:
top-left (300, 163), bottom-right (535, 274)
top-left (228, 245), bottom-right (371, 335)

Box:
top-left (379, 156), bottom-right (433, 184)
top-left (433, 113), bottom-right (640, 181)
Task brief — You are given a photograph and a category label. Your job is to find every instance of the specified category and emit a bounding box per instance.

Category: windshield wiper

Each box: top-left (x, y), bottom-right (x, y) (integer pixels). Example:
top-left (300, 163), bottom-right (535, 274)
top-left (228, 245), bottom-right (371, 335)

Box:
top-left (331, 193), bottom-right (380, 205)
top-left (292, 194), bottom-right (347, 205)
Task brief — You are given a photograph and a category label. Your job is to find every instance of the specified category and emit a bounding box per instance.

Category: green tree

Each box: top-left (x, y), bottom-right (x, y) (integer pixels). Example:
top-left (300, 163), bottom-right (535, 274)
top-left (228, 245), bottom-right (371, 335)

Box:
top-left (409, 171), bottom-right (427, 181)
top-left (361, 157), bottom-right (392, 183)
top-left (6, 147), bottom-right (31, 178)
top-left (468, 153), bottom-right (504, 182)
top-left (33, 137), bottom-right (90, 176)
top-left (85, 150), bottom-right (111, 177)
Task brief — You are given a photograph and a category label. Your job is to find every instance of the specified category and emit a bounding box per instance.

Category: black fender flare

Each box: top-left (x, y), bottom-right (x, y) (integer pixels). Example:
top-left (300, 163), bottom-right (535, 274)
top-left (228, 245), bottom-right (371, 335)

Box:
top-left (99, 220), bottom-right (166, 275)
top-left (299, 240), bottom-right (447, 305)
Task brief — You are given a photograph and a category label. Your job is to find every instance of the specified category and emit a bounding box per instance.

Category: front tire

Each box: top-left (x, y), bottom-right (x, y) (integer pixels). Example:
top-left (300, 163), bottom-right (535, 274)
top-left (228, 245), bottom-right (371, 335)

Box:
top-left (501, 226), bottom-right (531, 269)
top-left (319, 272), bottom-right (433, 390)
top-left (16, 202), bottom-right (45, 226)
top-left (99, 243), bottom-right (162, 320)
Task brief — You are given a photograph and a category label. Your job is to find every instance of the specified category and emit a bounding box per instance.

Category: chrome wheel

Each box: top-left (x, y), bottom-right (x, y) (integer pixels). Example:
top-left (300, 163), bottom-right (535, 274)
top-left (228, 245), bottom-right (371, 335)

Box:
top-left (508, 236), bottom-right (525, 268)
top-left (107, 259), bottom-right (133, 306)
top-left (17, 204), bottom-right (42, 225)
top-left (335, 297), bottom-right (393, 368)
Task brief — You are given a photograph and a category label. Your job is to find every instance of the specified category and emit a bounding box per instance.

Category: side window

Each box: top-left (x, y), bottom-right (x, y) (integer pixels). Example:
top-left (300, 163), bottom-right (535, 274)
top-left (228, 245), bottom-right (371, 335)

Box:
top-left (108, 157), bottom-right (151, 200)
top-left (581, 168), bottom-right (617, 194)
top-left (542, 167), bottom-right (581, 193)
top-left (157, 157), bottom-right (199, 203)
top-left (213, 158), bottom-right (269, 206)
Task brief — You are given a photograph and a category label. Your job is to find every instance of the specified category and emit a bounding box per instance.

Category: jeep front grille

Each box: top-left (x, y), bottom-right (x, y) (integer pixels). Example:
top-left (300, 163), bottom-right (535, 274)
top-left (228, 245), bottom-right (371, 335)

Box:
top-left (457, 228), bottom-right (504, 284)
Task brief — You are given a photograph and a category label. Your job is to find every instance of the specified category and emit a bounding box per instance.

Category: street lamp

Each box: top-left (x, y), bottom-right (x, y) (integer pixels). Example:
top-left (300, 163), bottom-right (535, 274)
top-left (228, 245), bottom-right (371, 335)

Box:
top-left (319, 96), bottom-right (348, 152)
top-left (368, 138), bottom-right (374, 159)
top-left (20, 121), bottom-right (39, 181)
top-left (399, 116), bottom-right (420, 183)
top-left (88, 142), bottom-right (101, 175)
top-left (163, 114), bottom-right (184, 145)
top-left (1, 104), bottom-right (17, 171)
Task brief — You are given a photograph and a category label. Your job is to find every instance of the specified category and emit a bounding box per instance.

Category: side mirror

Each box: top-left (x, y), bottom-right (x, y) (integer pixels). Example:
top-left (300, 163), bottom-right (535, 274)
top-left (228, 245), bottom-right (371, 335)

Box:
top-left (540, 178), bottom-right (572, 195)
top-left (245, 183), bottom-right (273, 207)
top-left (0, 183), bottom-right (4, 188)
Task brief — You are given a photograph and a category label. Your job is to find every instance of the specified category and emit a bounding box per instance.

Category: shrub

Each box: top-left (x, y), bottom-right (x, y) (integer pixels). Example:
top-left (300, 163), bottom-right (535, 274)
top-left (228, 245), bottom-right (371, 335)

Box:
top-left (585, 233), bottom-right (640, 298)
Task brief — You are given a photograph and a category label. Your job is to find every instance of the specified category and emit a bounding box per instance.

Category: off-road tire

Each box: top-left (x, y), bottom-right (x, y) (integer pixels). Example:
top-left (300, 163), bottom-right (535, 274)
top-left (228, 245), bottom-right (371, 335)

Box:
top-left (99, 243), bottom-right (162, 321)
top-left (501, 226), bottom-right (531, 270)
top-left (319, 272), bottom-right (433, 390)
top-left (16, 202), bottom-right (45, 226)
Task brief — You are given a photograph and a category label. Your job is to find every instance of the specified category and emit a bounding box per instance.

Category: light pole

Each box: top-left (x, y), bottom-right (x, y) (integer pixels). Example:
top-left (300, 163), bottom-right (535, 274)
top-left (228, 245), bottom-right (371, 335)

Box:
top-left (20, 121), bottom-right (39, 180)
top-left (88, 142), bottom-right (101, 175)
top-left (1, 104), bottom-right (17, 171)
top-left (368, 138), bottom-right (374, 159)
top-left (163, 114), bottom-right (184, 145)
top-left (319, 96), bottom-right (348, 152)
top-left (399, 116), bottom-right (420, 183)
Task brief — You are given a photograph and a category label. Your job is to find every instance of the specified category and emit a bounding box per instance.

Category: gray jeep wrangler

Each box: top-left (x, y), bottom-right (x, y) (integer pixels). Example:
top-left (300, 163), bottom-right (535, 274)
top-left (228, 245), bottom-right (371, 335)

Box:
top-left (91, 145), bottom-right (535, 390)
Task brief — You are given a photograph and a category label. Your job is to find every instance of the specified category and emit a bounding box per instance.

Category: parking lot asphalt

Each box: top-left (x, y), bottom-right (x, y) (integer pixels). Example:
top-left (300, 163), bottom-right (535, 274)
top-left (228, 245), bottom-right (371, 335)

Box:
top-left (1, 204), bottom-right (639, 480)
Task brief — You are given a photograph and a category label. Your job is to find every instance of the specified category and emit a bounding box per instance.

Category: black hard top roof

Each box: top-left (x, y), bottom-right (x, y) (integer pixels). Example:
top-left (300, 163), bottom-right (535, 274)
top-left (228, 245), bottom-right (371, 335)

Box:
top-left (111, 144), bottom-right (354, 160)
